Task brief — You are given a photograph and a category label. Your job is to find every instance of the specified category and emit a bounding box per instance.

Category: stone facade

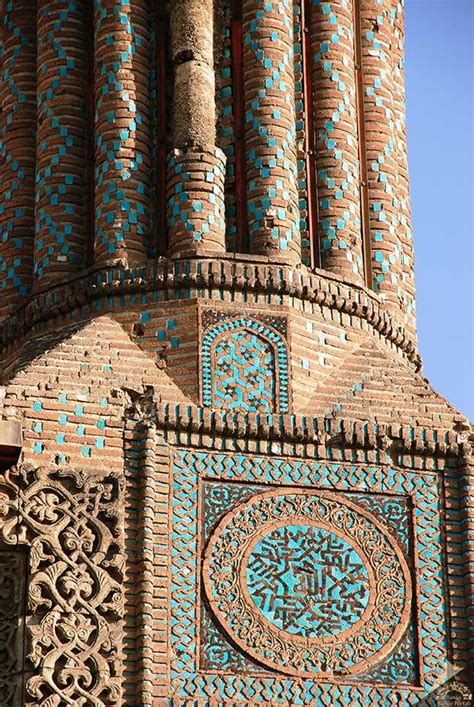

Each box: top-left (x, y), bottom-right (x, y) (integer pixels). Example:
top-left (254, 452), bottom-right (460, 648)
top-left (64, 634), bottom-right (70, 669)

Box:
top-left (0, 1), bottom-right (472, 705)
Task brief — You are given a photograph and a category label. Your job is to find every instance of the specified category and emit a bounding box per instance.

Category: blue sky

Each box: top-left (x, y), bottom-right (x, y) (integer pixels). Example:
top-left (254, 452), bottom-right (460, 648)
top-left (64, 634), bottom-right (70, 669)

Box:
top-left (405, 0), bottom-right (473, 419)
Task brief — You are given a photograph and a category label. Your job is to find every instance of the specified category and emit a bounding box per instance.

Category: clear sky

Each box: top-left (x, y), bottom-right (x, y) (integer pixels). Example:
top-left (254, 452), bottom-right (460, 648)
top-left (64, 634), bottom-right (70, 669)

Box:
top-left (405, 0), bottom-right (473, 419)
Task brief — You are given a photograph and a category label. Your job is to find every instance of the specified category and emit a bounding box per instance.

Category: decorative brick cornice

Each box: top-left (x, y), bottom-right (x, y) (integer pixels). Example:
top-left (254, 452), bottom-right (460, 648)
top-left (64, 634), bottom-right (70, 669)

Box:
top-left (128, 399), bottom-right (468, 470)
top-left (0, 258), bottom-right (420, 366)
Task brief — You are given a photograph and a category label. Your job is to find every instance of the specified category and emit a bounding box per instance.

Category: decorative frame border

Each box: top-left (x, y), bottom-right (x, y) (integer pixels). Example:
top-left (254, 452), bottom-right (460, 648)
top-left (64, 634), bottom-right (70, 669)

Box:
top-left (170, 449), bottom-right (449, 703)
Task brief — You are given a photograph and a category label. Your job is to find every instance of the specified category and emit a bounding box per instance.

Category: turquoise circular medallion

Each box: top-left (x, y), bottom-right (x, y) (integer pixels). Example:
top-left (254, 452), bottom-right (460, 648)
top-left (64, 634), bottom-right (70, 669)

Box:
top-left (245, 524), bottom-right (371, 639)
top-left (203, 489), bottom-right (412, 677)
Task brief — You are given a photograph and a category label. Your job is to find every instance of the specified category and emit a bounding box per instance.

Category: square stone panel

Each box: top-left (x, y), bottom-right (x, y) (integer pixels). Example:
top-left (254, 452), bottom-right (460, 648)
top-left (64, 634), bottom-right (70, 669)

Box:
top-left (171, 450), bottom-right (448, 702)
top-left (199, 480), bottom-right (419, 686)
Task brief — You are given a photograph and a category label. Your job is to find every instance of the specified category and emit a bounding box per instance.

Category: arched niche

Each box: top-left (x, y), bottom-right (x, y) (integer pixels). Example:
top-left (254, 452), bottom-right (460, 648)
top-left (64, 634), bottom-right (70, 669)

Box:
top-left (201, 316), bottom-right (289, 413)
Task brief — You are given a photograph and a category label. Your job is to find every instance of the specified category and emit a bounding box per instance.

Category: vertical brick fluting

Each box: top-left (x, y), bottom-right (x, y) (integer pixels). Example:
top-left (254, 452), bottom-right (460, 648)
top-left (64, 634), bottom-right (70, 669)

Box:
top-left (391, 1), bottom-right (416, 337)
top-left (360, 0), bottom-right (415, 334)
top-left (34, 0), bottom-right (88, 284)
top-left (310, 0), bottom-right (364, 282)
top-left (242, 0), bottom-right (301, 262)
top-left (458, 444), bottom-right (474, 686)
top-left (0, 1), bottom-right (471, 703)
top-left (293, 3), bottom-right (310, 266)
top-left (167, 0), bottom-right (226, 257)
top-left (215, 3), bottom-right (238, 252)
top-left (0, 0), bottom-right (36, 316)
top-left (94, 0), bottom-right (151, 265)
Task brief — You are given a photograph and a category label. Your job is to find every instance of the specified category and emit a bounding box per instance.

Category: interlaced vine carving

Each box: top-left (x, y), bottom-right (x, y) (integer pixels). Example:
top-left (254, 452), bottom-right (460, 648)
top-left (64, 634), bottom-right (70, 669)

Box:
top-left (0, 550), bottom-right (26, 706)
top-left (0, 463), bottom-right (124, 706)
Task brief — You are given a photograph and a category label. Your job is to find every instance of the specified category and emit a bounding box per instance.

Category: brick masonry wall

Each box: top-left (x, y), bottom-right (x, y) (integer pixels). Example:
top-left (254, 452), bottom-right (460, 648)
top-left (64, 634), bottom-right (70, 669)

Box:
top-left (0, 0), bottom-right (420, 333)
top-left (0, 302), bottom-right (472, 703)
top-left (310, 0), bottom-right (365, 282)
top-left (1, 275), bottom-right (418, 412)
top-left (0, 0), bottom-right (472, 703)
top-left (242, 0), bottom-right (301, 261)
top-left (1, 286), bottom-right (465, 441)
top-left (359, 0), bottom-right (416, 334)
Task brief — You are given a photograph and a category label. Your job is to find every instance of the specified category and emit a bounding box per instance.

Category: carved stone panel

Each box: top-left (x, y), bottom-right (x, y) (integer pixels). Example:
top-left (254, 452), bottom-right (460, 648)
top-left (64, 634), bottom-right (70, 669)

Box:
top-left (0, 464), bottom-right (124, 706)
top-left (0, 550), bottom-right (26, 706)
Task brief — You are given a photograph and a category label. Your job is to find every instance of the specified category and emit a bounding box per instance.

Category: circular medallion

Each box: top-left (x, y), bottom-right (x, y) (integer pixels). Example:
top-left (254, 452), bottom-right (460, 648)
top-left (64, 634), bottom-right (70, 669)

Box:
top-left (203, 489), bottom-right (411, 677)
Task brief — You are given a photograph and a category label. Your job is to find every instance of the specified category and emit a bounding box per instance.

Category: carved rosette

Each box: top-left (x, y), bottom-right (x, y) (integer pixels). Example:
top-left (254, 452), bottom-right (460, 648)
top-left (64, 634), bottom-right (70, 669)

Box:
top-left (203, 489), bottom-right (412, 677)
top-left (0, 464), bottom-right (124, 705)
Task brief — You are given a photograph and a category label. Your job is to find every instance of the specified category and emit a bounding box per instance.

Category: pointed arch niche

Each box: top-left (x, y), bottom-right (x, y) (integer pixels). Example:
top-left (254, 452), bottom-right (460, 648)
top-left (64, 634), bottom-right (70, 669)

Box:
top-left (201, 315), bottom-right (289, 413)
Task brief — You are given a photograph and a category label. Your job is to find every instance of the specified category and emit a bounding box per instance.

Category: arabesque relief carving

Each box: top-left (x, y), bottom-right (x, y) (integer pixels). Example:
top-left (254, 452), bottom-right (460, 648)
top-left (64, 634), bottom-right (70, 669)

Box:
top-left (0, 550), bottom-right (26, 706)
top-left (0, 463), bottom-right (124, 706)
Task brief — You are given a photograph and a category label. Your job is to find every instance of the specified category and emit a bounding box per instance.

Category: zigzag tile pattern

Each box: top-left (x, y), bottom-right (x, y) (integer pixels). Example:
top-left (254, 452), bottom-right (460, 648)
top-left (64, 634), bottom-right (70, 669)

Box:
top-left (0, 0), bottom-right (36, 314)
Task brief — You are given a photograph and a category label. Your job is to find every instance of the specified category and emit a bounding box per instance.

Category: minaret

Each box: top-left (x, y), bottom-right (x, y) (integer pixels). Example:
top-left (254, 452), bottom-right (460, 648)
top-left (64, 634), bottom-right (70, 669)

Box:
top-left (0, 0), bottom-right (472, 704)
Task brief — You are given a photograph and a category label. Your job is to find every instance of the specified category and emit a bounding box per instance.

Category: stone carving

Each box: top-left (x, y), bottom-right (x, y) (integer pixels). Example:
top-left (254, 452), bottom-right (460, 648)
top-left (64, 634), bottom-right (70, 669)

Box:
top-left (0, 464), bottom-right (123, 705)
top-left (201, 315), bottom-right (289, 412)
top-left (0, 551), bottom-right (26, 706)
top-left (202, 488), bottom-right (411, 677)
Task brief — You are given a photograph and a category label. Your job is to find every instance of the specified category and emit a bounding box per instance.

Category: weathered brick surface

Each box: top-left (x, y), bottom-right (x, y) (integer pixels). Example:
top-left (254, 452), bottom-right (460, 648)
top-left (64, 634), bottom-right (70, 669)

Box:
top-left (94, 0), bottom-right (151, 265)
top-left (310, 0), bottom-right (365, 281)
top-left (3, 316), bottom-right (189, 467)
top-left (242, 0), bottom-right (301, 261)
top-left (359, 0), bottom-right (416, 334)
top-left (0, 1), bottom-right (472, 704)
top-left (34, 0), bottom-right (88, 283)
top-left (167, 149), bottom-right (227, 257)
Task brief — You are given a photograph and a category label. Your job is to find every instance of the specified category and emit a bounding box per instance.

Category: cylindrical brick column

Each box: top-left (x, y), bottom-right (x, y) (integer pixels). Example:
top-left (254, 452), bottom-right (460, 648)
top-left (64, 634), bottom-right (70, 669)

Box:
top-left (94, 0), bottom-right (151, 265)
top-left (0, 1), bottom-right (36, 316)
top-left (391, 2), bottom-right (416, 337)
top-left (34, 0), bottom-right (87, 284)
top-left (216, 3), bottom-right (238, 253)
top-left (242, 0), bottom-right (300, 262)
top-left (310, 0), bottom-right (364, 282)
top-left (167, 0), bottom-right (226, 257)
top-left (360, 0), bottom-right (415, 333)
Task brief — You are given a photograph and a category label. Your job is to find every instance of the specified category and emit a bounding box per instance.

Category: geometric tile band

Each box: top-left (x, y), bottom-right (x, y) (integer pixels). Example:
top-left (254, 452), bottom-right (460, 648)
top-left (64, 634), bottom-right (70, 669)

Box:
top-left (202, 488), bottom-right (411, 677)
top-left (202, 316), bottom-right (289, 412)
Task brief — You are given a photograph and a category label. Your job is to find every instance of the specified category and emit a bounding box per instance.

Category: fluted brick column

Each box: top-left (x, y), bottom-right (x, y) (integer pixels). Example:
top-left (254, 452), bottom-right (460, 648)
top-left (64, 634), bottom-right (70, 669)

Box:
top-left (167, 0), bottom-right (226, 258)
top-left (242, 0), bottom-right (300, 263)
top-left (94, 0), bottom-right (151, 265)
top-left (310, 0), bottom-right (364, 282)
top-left (0, 1), bottom-right (36, 316)
top-left (360, 0), bottom-right (416, 334)
top-left (391, 2), bottom-right (416, 337)
top-left (34, 0), bottom-right (87, 284)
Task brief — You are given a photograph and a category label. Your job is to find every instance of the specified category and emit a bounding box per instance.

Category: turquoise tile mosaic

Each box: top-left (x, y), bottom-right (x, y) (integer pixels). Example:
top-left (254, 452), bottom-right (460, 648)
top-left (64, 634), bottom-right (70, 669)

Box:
top-left (242, 0), bottom-right (301, 259)
top-left (94, 0), bottom-right (150, 263)
top-left (201, 314), bottom-right (289, 413)
top-left (170, 450), bottom-right (448, 701)
top-left (34, 0), bottom-right (87, 280)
